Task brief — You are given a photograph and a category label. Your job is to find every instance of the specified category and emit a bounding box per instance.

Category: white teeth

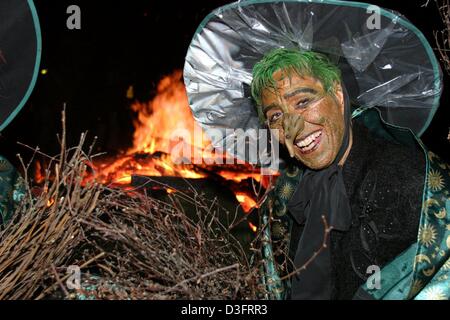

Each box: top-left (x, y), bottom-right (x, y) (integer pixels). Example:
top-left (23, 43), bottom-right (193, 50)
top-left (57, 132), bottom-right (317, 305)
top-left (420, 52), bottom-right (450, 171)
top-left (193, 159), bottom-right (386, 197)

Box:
top-left (296, 131), bottom-right (321, 148)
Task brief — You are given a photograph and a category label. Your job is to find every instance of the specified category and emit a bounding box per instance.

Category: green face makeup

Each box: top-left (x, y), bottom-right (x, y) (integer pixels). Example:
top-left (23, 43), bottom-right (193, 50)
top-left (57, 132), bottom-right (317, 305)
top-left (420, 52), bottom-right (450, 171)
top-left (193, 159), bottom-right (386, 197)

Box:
top-left (282, 113), bottom-right (305, 158)
top-left (261, 71), bottom-right (345, 170)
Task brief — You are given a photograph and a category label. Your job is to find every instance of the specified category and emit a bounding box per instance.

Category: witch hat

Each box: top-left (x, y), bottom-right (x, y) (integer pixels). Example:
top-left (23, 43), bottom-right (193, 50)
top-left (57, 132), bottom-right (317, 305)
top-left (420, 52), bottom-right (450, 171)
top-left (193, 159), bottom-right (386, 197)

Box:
top-left (184, 0), bottom-right (442, 164)
top-left (0, 0), bottom-right (41, 132)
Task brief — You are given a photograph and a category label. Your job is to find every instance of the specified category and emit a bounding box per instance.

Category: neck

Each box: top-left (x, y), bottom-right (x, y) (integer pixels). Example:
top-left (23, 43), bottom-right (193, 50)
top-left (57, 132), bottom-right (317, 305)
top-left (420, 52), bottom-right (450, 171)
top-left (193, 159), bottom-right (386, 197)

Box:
top-left (338, 127), bottom-right (353, 167)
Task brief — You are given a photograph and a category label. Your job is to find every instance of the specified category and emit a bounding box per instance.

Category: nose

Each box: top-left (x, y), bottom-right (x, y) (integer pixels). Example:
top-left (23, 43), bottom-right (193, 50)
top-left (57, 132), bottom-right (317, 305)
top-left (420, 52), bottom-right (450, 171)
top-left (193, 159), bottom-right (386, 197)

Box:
top-left (282, 113), bottom-right (305, 158)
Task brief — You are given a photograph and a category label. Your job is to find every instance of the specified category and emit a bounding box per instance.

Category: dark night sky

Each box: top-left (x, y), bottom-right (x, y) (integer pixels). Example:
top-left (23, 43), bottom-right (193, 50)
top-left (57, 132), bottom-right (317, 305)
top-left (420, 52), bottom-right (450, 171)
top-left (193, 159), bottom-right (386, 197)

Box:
top-left (1, 0), bottom-right (449, 167)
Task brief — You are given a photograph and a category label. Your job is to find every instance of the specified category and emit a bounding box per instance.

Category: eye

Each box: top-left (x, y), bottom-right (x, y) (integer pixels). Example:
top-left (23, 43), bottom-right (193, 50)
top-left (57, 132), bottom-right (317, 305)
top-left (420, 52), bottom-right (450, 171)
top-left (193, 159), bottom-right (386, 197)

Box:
top-left (296, 98), bottom-right (311, 109)
top-left (268, 111), bottom-right (283, 123)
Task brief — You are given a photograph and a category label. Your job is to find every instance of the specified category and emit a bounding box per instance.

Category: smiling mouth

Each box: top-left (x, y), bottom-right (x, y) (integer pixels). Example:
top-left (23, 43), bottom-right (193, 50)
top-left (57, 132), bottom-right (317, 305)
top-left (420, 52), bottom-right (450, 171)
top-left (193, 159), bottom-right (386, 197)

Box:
top-left (294, 130), bottom-right (322, 154)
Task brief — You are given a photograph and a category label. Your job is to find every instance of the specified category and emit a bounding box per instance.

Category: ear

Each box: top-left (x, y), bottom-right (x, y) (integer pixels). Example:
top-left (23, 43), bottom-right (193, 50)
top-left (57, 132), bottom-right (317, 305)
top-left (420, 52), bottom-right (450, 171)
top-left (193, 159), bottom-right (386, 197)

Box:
top-left (334, 83), bottom-right (344, 114)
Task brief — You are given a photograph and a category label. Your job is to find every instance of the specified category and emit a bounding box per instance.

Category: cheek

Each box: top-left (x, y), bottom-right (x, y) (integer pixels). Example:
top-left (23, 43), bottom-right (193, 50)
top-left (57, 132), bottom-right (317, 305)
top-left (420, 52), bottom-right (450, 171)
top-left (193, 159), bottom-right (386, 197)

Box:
top-left (314, 99), bottom-right (343, 128)
top-left (268, 123), bottom-right (286, 145)
top-left (305, 101), bottom-right (345, 150)
top-left (323, 110), bottom-right (345, 150)
top-left (297, 103), bottom-right (327, 125)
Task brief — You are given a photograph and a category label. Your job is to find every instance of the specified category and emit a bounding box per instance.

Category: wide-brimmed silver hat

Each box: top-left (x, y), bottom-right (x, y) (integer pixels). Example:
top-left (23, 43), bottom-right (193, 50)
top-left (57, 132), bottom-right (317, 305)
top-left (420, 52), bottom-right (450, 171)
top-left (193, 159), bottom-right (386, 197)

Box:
top-left (0, 0), bottom-right (41, 132)
top-left (183, 0), bottom-right (442, 165)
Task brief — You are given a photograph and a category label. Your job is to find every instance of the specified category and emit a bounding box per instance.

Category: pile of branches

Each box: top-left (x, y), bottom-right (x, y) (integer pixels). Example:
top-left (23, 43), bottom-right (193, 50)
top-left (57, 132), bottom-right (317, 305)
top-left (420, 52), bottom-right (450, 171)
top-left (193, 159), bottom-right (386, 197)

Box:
top-left (424, 0), bottom-right (450, 141)
top-left (0, 112), bottom-right (262, 300)
top-left (428, 0), bottom-right (450, 74)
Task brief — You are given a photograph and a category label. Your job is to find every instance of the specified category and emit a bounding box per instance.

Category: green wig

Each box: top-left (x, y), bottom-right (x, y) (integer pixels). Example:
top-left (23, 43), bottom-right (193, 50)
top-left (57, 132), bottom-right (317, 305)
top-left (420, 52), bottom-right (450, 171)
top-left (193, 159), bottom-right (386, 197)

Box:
top-left (251, 48), bottom-right (342, 120)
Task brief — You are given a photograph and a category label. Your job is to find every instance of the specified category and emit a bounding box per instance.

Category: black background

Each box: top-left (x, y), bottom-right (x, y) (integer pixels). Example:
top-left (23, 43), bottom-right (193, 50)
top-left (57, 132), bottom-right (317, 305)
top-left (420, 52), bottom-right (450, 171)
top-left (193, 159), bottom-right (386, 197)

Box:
top-left (1, 0), bottom-right (449, 167)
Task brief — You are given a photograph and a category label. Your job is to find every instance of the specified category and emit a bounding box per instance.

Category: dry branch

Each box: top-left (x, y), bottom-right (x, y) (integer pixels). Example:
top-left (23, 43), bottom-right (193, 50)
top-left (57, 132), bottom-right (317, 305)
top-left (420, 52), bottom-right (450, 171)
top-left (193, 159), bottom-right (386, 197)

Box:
top-left (0, 109), bottom-right (261, 300)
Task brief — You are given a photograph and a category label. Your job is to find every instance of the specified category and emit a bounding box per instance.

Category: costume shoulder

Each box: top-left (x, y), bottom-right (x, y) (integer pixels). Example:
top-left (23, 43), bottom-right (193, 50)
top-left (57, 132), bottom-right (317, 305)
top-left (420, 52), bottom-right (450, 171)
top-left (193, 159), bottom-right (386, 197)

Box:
top-left (353, 112), bottom-right (450, 300)
top-left (362, 122), bottom-right (426, 243)
top-left (258, 163), bottom-right (302, 299)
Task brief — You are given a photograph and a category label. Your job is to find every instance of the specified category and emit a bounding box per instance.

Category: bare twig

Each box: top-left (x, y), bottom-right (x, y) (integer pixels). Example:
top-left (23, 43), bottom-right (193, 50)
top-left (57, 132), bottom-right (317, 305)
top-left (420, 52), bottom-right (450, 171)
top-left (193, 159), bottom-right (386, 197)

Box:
top-left (0, 109), bottom-right (259, 300)
top-left (431, 0), bottom-right (450, 74)
top-left (280, 215), bottom-right (333, 281)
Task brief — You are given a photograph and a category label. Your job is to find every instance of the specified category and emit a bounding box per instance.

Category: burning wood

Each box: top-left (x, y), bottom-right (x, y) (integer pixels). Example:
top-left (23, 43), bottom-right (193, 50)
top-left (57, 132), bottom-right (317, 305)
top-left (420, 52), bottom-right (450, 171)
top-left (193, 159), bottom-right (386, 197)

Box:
top-left (0, 110), bottom-right (263, 299)
top-left (78, 71), bottom-right (268, 214)
top-left (131, 174), bottom-right (260, 241)
top-left (4, 71), bottom-right (278, 299)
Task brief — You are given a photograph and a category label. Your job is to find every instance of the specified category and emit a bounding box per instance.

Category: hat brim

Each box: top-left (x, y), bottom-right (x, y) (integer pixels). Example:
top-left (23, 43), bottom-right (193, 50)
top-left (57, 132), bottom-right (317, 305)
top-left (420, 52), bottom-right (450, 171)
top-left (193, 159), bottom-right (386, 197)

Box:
top-left (184, 0), bottom-right (442, 164)
top-left (0, 0), bottom-right (41, 132)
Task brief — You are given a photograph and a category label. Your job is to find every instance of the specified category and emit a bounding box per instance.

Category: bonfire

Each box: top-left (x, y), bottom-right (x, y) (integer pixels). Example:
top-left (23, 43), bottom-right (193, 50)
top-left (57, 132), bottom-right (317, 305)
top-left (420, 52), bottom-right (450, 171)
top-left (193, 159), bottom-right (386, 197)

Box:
top-left (0, 72), bottom-right (273, 300)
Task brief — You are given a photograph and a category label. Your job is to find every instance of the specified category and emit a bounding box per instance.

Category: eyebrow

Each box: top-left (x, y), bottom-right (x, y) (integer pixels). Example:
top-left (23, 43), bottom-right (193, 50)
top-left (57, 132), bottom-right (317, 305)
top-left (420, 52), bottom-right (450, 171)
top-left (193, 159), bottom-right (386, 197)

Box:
top-left (262, 103), bottom-right (279, 114)
top-left (283, 87), bottom-right (317, 99)
top-left (262, 87), bottom-right (319, 114)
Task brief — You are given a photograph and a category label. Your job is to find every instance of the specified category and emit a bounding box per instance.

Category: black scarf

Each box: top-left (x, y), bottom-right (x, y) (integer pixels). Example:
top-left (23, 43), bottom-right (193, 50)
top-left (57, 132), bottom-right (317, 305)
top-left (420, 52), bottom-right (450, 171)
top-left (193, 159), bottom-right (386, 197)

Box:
top-left (287, 84), bottom-right (352, 300)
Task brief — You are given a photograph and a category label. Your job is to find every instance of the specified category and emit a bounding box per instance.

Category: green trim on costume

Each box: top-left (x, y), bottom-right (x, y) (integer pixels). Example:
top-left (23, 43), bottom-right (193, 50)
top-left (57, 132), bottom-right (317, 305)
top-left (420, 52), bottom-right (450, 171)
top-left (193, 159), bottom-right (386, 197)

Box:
top-left (0, 0), bottom-right (42, 132)
top-left (259, 165), bottom-right (303, 299)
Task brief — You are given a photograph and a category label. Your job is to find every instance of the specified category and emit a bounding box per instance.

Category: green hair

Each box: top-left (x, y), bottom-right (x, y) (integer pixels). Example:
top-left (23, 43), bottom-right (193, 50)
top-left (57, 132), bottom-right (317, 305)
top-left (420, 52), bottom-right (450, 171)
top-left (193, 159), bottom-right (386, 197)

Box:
top-left (251, 48), bottom-right (341, 120)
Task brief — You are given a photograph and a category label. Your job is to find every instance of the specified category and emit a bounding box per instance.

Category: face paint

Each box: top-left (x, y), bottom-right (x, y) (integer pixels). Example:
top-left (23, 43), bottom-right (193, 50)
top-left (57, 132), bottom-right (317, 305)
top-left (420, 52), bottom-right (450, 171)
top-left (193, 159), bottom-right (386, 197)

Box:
top-left (261, 70), bottom-right (345, 170)
top-left (282, 113), bottom-right (305, 158)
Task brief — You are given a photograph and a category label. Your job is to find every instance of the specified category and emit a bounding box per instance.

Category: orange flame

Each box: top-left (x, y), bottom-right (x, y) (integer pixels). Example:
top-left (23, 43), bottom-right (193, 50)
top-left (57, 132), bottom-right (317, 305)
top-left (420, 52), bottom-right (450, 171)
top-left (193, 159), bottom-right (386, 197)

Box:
top-left (235, 192), bottom-right (258, 213)
top-left (248, 222), bottom-right (258, 233)
top-left (128, 70), bottom-right (205, 155)
top-left (77, 71), bottom-right (274, 213)
top-left (47, 198), bottom-right (55, 207)
top-left (35, 161), bottom-right (45, 184)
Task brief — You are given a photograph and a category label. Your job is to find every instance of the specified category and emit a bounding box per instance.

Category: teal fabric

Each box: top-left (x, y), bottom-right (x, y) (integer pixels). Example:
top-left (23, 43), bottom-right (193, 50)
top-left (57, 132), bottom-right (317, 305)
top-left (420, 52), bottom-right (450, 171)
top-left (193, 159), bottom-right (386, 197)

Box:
top-left (260, 165), bottom-right (302, 299)
top-left (360, 149), bottom-right (450, 300)
top-left (260, 108), bottom-right (450, 300)
top-left (0, 155), bottom-right (25, 225)
top-left (358, 109), bottom-right (450, 300)
top-left (361, 243), bottom-right (417, 299)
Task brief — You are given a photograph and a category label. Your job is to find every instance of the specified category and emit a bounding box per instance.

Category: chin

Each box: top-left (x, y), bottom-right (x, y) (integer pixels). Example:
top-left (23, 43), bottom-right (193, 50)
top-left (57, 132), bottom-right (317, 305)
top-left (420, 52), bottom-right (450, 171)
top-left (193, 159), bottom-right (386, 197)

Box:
top-left (295, 153), bottom-right (334, 170)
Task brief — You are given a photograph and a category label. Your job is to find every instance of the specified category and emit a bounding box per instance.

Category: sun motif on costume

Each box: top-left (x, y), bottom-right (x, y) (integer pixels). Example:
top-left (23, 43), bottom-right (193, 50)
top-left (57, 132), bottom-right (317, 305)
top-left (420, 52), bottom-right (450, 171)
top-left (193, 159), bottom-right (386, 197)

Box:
top-left (418, 224), bottom-right (437, 247)
top-left (428, 169), bottom-right (445, 192)
top-left (271, 221), bottom-right (287, 239)
top-left (442, 259), bottom-right (450, 271)
top-left (286, 167), bottom-right (300, 177)
top-left (434, 208), bottom-right (447, 219)
top-left (428, 151), bottom-right (436, 163)
top-left (421, 286), bottom-right (447, 300)
top-left (438, 162), bottom-right (449, 170)
top-left (279, 183), bottom-right (294, 200)
top-left (0, 159), bottom-right (10, 172)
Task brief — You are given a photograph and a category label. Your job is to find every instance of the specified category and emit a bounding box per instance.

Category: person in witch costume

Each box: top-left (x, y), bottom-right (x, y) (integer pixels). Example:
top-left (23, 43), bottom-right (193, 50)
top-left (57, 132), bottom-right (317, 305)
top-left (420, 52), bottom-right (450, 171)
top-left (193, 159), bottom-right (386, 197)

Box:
top-left (0, 0), bottom-right (41, 227)
top-left (184, 0), bottom-right (450, 299)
